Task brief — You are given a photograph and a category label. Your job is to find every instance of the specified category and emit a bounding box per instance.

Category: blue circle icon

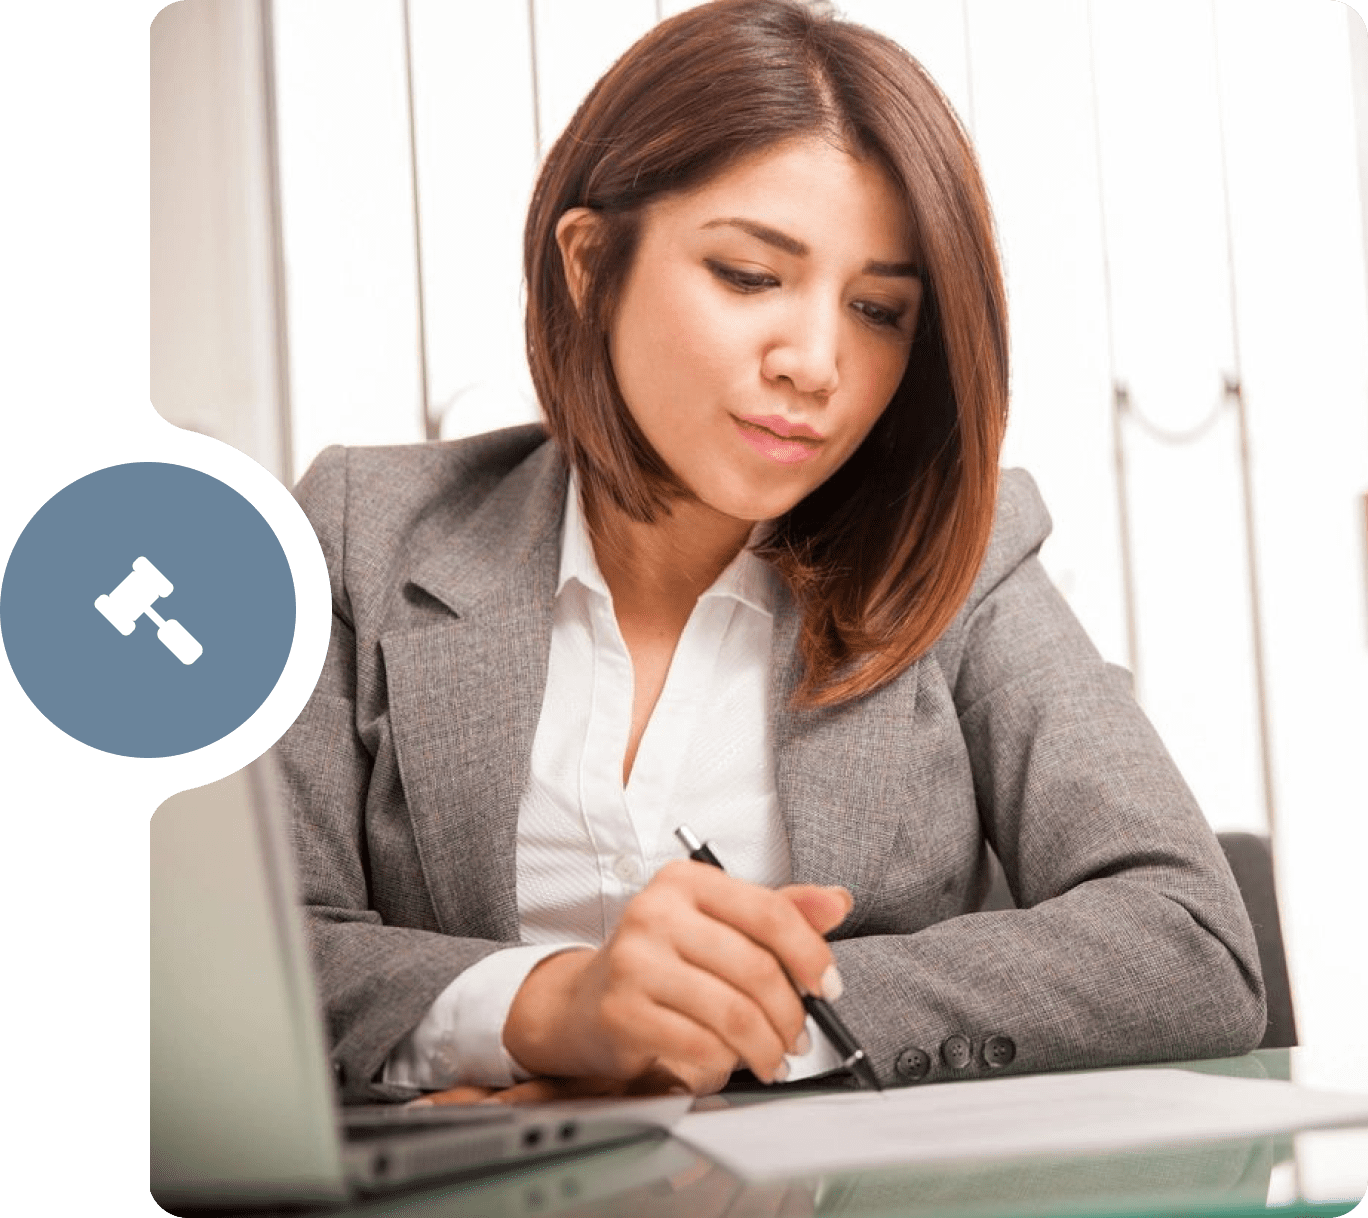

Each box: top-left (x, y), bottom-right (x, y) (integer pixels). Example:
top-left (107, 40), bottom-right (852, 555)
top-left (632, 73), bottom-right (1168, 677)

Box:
top-left (1, 463), bottom-right (295, 757)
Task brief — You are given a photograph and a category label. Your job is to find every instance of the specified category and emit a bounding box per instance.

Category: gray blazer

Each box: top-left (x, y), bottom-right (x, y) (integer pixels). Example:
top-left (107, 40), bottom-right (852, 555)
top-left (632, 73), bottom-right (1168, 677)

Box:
top-left (276, 425), bottom-right (1265, 1102)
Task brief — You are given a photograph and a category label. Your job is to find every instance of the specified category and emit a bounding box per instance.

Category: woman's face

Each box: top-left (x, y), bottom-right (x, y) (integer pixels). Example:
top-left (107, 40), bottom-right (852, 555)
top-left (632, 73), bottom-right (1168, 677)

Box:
top-left (568, 137), bottom-right (922, 528)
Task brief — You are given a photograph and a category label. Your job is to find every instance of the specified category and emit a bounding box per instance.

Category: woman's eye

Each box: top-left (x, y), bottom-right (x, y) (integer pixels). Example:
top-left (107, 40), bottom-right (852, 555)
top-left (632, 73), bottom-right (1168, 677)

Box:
top-left (853, 300), bottom-right (905, 330)
top-left (706, 260), bottom-right (777, 292)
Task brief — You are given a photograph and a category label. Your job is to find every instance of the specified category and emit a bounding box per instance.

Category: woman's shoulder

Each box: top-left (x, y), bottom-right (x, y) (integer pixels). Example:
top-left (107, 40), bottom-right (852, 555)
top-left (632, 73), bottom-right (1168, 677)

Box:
top-left (927, 468), bottom-right (1055, 677)
top-left (298, 423), bottom-right (550, 507)
top-left (293, 424), bottom-right (556, 541)
top-left (290, 426), bottom-right (567, 624)
top-left (965, 468), bottom-right (1053, 611)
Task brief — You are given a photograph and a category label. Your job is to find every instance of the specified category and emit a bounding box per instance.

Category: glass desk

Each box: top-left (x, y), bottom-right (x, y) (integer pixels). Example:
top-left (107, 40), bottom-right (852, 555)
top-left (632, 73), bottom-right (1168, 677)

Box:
top-left (255, 1050), bottom-right (1368, 1218)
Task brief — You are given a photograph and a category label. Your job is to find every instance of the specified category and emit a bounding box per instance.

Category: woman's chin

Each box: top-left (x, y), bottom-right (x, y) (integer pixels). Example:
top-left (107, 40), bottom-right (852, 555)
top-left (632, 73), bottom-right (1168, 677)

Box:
top-left (690, 486), bottom-right (800, 530)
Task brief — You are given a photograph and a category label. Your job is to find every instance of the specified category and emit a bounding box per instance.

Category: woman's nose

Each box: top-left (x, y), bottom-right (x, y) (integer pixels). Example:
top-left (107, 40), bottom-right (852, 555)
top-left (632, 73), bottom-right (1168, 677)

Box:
top-left (762, 303), bottom-right (840, 397)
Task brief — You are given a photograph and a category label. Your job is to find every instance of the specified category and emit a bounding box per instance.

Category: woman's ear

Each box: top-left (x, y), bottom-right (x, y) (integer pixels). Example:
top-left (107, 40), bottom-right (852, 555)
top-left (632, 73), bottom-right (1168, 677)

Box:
top-left (555, 207), bottom-right (601, 315)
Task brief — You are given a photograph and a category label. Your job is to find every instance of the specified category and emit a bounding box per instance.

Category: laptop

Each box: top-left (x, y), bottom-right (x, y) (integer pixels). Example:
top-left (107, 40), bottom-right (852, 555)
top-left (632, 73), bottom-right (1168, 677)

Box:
top-left (150, 758), bottom-right (689, 1210)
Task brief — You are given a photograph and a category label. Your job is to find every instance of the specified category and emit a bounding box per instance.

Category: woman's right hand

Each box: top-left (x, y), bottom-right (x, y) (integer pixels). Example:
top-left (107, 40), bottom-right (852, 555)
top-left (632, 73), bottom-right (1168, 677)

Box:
top-left (502, 861), bottom-right (854, 1093)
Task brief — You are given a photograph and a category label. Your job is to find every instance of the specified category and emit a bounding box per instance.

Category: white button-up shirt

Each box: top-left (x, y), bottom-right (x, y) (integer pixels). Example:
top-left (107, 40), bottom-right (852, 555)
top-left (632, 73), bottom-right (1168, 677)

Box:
top-left (384, 478), bottom-right (840, 1088)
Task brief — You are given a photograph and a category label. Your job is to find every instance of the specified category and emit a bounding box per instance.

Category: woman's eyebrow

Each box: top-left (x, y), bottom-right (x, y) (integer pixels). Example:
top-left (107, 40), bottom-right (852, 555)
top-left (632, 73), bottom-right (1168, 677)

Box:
top-left (703, 216), bottom-right (808, 256)
top-left (700, 217), bottom-right (920, 278)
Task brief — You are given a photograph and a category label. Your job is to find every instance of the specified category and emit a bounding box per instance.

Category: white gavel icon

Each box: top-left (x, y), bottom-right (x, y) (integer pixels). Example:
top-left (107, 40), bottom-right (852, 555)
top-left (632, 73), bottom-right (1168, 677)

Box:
top-left (94, 556), bottom-right (203, 665)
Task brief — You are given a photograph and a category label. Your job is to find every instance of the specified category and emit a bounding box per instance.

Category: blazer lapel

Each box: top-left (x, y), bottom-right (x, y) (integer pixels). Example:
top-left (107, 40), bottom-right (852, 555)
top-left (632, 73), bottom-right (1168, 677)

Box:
top-left (382, 444), bottom-right (567, 942)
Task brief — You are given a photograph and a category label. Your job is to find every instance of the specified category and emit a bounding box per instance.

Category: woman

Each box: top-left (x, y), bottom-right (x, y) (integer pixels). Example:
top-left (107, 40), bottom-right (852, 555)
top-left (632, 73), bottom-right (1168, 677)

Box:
top-left (278, 0), bottom-right (1264, 1104)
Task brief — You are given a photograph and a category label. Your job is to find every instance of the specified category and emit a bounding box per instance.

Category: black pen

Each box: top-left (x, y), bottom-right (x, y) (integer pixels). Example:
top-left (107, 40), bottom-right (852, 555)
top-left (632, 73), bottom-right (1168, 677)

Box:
top-left (674, 824), bottom-right (882, 1092)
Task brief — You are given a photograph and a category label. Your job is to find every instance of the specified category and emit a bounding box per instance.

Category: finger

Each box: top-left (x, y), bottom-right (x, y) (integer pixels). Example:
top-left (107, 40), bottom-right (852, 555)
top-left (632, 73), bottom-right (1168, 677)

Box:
top-left (781, 884), bottom-right (854, 935)
top-left (621, 1064), bottom-right (692, 1096)
top-left (686, 1065), bottom-right (734, 1096)
top-left (410, 1084), bottom-right (497, 1107)
top-left (648, 1059), bottom-right (732, 1097)
top-left (688, 1094), bottom-right (733, 1113)
top-left (613, 879), bottom-right (806, 1061)
top-left (598, 985), bottom-right (741, 1090)
top-left (664, 863), bottom-right (836, 999)
top-left (663, 908), bottom-right (809, 1056)
top-left (489, 1076), bottom-right (624, 1105)
top-left (490, 1071), bottom-right (694, 1105)
top-left (648, 1049), bottom-right (734, 1096)
top-left (633, 952), bottom-right (793, 1083)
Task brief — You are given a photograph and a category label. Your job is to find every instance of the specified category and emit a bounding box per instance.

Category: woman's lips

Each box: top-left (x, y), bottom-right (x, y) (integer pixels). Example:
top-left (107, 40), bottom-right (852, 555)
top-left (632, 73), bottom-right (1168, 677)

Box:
top-left (733, 415), bottom-right (824, 465)
top-left (740, 414), bottom-right (822, 440)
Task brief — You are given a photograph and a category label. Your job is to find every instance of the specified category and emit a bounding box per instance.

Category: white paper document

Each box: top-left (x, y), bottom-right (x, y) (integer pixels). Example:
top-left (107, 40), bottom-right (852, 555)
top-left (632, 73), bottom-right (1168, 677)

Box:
top-left (673, 1068), bottom-right (1368, 1182)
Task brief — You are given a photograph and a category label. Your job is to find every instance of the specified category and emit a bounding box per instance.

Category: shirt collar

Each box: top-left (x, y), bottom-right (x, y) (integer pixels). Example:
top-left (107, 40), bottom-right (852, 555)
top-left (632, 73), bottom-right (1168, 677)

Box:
top-left (557, 471), bottom-right (611, 600)
top-left (557, 474), bottom-right (777, 618)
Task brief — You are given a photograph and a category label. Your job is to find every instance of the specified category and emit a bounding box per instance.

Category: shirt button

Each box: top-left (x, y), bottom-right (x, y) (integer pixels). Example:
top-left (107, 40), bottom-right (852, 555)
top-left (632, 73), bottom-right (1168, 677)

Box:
top-left (611, 855), bottom-right (642, 884)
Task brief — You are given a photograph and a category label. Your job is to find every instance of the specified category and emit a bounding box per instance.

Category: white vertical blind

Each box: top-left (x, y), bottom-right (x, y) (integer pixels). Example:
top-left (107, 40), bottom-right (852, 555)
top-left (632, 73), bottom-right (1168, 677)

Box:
top-left (408, 1), bottom-right (541, 441)
top-left (1088, 0), bottom-right (1263, 834)
top-left (531, 0), bottom-right (657, 155)
top-left (1212, 0), bottom-right (1368, 1080)
top-left (272, 0), bottom-right (426, 477)
top-left (1090, 1), bottom-right (1237, 429)
top-left (957, 0), bottom-right (1129, 679)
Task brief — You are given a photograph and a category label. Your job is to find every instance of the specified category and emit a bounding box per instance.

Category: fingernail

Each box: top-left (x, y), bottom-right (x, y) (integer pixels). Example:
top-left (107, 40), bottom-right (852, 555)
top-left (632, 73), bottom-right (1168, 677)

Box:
top-left (771, 1060), bottom-right (790, 1084)
top-left (793, 1028), bottom-right (812, 1055)
top-left (821, 964), bottom-right (844, 1002)
top-left (406, 1098), bottom-right (433, 1109)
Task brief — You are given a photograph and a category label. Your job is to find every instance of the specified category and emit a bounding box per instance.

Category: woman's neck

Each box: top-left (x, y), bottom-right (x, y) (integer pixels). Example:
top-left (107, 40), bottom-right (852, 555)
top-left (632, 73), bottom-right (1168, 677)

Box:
top-left (587, 493), bottom-right (754, 623)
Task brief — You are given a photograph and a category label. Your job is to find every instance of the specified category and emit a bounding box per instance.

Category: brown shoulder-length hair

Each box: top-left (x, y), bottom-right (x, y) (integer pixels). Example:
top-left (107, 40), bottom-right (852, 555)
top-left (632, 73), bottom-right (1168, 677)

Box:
top-left (525, 0), bottom-right (1008, 708)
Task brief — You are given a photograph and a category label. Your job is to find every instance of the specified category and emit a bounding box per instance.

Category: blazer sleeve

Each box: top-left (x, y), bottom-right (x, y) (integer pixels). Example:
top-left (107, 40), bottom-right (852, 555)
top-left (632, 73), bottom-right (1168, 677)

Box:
top-left (275, 446), bottom-right (503, 1102)
top-left (831, 470), bottom-right (1267, 1086)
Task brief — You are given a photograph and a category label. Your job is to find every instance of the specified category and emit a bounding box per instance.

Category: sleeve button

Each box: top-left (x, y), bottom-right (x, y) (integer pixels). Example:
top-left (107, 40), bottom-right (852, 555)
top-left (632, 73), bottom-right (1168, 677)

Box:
top-left (894, 1047), bottom-right (931, 1082)
top-left (982, 1035), bottom-right (1016, 1068)
top-left (940, 1033), bottom-right (973, 1070)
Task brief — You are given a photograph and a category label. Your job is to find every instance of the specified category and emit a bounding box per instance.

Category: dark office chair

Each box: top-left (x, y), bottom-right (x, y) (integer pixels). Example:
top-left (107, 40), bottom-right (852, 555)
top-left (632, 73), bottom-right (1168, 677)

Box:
top-left (1217, 832), bottom-right (1298, 1049)
top-left (979, 831), bottom-right (1296, 1049)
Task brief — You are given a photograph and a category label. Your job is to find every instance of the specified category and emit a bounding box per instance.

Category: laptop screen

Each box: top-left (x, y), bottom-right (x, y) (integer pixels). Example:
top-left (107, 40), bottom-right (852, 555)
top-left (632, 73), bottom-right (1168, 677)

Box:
top-left (150, 760), bottom-right (348, 1207)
